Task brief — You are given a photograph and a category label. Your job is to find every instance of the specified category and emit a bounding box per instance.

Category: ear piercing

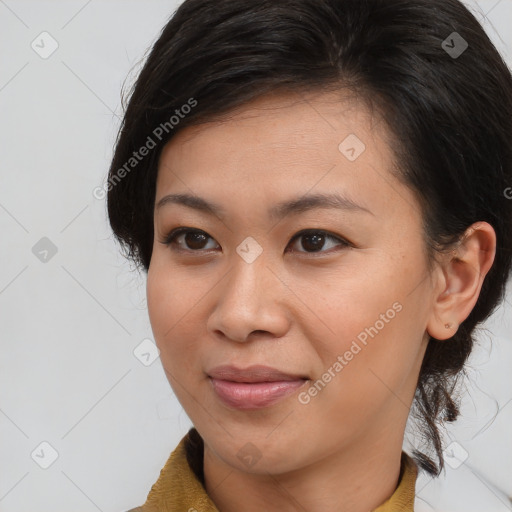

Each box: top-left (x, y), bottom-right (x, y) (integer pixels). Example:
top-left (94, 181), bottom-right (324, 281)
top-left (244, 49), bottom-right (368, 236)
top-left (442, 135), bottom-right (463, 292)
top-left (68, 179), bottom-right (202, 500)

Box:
top-left (445, 322), bottom-right (454, 329)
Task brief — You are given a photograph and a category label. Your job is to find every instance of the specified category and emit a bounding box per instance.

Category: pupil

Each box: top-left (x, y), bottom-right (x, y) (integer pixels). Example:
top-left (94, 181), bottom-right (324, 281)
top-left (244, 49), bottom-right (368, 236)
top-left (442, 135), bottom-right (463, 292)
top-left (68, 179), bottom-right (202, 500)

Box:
top-left (302, 233), bottom-right (324, 252)
top-left (186, 232), bottom-right (207, 249)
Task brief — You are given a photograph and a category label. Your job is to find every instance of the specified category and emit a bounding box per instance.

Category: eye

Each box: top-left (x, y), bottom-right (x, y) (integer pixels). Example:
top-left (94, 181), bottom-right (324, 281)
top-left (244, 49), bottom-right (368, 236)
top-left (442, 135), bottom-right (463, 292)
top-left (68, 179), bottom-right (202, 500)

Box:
top-left (287, 229), bottom-right (351, 255)
top-left (160, 227), bottom-right (352, 255)
top-left (161, 227), bottom-right (219, 252)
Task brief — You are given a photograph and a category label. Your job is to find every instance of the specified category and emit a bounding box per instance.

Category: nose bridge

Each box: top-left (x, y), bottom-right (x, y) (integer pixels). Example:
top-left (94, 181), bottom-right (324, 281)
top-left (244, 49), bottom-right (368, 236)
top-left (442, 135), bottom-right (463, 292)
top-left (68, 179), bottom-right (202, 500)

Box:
top-left (224, 247), bottom-right (272, 315)
top-left (226, 234), bottom-right (272, 303)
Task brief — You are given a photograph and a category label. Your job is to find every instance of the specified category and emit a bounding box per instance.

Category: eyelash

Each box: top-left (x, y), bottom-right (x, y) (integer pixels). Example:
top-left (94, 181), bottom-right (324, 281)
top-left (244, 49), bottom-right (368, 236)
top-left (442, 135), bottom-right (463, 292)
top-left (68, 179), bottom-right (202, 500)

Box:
top-left (159, 227), bottom-right (353, 256)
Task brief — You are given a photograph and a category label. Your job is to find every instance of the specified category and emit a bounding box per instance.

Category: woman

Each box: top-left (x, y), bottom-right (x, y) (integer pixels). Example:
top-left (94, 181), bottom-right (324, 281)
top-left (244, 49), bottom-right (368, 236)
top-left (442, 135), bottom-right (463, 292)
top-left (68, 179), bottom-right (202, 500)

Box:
top-left (106, 0), bottom-right (512, 510)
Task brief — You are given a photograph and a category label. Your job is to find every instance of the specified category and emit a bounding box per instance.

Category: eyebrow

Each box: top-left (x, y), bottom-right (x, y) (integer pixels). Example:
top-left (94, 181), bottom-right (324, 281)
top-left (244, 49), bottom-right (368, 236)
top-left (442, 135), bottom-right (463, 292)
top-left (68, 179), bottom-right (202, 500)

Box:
top-left (155, 192), bottom-right (374, 220)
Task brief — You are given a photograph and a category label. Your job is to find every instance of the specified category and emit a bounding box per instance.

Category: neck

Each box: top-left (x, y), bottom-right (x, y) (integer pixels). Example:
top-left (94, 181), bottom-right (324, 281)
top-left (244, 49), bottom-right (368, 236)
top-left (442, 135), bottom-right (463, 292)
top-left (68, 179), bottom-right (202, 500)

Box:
top-left (203, 420), bottom-right (405, 512)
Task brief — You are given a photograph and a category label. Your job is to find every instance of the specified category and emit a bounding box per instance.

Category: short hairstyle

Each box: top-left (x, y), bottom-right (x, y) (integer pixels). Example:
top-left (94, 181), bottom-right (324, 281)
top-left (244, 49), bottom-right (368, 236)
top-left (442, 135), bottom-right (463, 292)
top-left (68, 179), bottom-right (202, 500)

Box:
top-left (107, 0), bottom-right (512, 475)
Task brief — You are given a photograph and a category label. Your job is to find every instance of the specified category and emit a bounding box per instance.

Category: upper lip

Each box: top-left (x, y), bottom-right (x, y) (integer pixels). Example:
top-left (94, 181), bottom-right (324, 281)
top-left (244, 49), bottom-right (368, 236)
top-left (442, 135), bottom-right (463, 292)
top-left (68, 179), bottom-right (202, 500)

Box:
top-left (208, 364), bottom-right (308, 383)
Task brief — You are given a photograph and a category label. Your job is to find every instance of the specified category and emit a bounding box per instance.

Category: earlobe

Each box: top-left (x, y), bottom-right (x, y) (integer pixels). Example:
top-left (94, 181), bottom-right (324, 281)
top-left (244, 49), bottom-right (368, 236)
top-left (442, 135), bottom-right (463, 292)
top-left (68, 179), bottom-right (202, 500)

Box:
top-left (426, 222), bottom-right (496, 341)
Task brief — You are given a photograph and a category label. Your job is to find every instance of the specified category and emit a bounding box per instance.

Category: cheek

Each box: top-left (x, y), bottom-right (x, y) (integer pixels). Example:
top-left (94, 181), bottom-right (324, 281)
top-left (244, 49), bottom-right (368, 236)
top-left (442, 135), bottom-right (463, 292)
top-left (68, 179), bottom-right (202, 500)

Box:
top-left (146, 260), bottom-right (207, 372)
top-left (305, 265), bottom-right (402, 350)
top-left (147, 262), bottom-right (184, 359)
top-left (146, 263), bottom-right (168, 340)
top-left (304, 254), bottom-right (426, 397)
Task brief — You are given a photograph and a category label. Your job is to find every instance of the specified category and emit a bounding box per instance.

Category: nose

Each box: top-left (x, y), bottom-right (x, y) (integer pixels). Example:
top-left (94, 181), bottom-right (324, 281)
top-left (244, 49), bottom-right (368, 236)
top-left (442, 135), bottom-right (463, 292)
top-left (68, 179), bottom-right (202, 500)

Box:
top-left (207, 253), bottom-right (291, 343)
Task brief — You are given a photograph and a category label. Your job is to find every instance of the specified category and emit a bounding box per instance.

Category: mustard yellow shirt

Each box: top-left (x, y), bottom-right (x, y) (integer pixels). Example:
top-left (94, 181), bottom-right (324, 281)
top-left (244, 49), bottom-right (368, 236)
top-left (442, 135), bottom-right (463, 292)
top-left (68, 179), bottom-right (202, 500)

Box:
top-left (129, 428), bottom-right (417, 512)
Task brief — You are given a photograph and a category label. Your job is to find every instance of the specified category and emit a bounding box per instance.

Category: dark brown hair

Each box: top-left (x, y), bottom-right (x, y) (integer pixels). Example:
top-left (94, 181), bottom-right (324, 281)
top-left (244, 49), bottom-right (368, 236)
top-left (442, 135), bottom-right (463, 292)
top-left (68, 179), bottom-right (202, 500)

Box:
top-left (106, 0), bottom-right (512, 475)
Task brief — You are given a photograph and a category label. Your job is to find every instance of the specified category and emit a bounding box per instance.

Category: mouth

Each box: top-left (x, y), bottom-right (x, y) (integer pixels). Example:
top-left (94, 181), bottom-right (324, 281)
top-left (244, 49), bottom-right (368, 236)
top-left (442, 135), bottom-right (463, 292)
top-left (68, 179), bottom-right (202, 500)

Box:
top-left (207, 364), bottom-right (309, 383)
top-left (207, 365), bottom-right (309, 410)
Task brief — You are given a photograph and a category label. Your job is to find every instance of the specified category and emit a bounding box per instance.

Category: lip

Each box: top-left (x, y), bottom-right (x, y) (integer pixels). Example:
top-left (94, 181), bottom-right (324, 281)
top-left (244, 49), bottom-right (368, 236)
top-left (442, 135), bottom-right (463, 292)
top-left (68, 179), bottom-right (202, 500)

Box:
top-left (208, 364), bottom-right (308, 382)
top-left (208, 365), bottom-right (308, 410)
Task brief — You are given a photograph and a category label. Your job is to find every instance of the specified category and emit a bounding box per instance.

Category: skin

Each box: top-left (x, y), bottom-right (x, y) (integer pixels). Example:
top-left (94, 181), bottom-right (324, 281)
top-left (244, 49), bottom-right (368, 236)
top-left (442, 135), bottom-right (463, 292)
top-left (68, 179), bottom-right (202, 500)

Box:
top-left (146, 90), bottom-right (496, 512)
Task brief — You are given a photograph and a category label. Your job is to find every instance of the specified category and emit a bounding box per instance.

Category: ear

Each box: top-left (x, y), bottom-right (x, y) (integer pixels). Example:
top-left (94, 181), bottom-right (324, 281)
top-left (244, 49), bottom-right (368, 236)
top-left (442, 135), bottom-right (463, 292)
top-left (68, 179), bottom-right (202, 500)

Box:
top-left (426, 222), bottom-right (496, 340)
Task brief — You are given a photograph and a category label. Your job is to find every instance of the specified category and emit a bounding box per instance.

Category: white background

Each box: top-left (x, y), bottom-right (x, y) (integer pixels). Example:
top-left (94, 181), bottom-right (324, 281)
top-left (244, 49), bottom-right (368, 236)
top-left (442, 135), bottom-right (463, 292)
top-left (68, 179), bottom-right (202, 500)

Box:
top-left (0, 1), bottom-right (511, 511)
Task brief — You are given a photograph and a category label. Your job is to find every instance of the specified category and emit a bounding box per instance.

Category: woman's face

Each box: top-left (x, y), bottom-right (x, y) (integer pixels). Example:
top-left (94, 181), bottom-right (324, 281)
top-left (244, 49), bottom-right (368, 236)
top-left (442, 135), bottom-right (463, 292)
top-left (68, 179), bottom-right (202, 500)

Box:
top-left (147, 91), bottom-right (436, 474)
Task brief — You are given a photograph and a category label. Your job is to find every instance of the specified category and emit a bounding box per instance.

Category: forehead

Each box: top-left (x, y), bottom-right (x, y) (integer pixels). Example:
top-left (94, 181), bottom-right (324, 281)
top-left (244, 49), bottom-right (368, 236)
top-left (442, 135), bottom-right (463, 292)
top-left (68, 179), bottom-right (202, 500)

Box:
top-left (158, 90), bottom-right (390, 177)
top-left (154, 90), bottom-right (414, 222)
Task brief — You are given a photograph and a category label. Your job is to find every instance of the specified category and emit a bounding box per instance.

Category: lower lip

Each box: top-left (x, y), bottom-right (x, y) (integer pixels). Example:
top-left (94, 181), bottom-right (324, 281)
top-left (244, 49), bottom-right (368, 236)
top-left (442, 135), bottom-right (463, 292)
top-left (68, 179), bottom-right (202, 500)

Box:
top-left (210, 378), bottom-right (307, 410)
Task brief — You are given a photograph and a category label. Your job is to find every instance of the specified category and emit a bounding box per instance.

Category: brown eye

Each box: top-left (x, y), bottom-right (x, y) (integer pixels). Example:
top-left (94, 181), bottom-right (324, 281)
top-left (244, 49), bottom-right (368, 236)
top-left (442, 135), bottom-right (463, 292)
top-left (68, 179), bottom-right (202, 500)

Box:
top-left (161, 227), bottom-right (350, 255)
top-left (182, 231), bottom-right (209, 250)
top-left (162, 228), bottom-right (219, 252)
top-left (288, 230), bottom-right (350, 254)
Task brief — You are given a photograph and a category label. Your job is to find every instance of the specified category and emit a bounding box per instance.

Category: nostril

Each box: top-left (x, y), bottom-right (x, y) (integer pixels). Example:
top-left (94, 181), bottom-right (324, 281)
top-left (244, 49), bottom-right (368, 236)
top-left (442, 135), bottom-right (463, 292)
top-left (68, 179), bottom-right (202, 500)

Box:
top-left (251, 330), bottom-right (268, 336)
